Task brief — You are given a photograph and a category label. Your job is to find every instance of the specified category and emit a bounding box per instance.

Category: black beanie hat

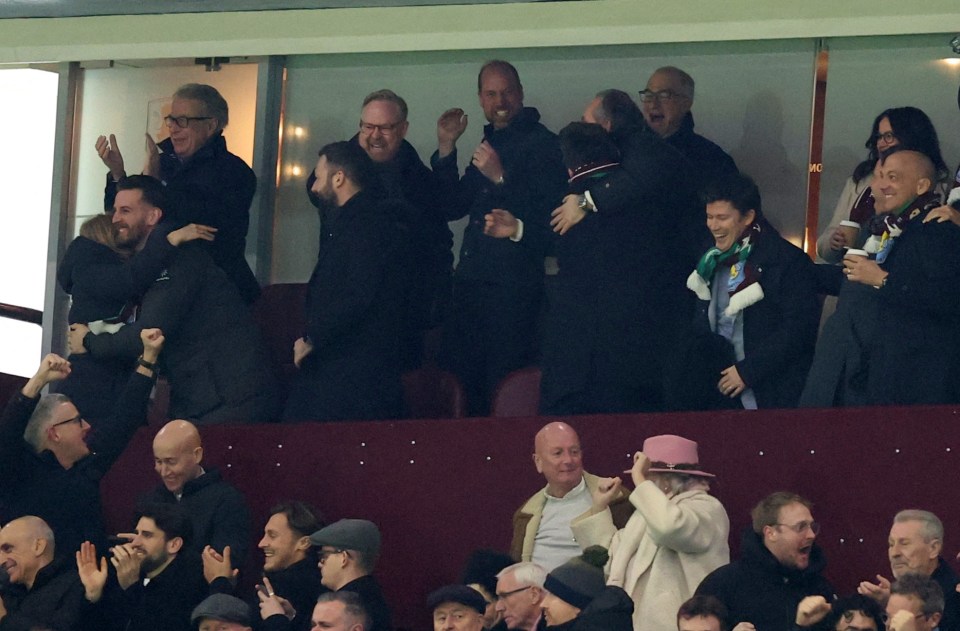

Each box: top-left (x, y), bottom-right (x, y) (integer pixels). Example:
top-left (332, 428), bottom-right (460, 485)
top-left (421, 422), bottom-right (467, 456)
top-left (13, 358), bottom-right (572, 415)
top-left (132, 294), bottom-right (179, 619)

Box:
top-left (543, 546), bottom-right (609, 610)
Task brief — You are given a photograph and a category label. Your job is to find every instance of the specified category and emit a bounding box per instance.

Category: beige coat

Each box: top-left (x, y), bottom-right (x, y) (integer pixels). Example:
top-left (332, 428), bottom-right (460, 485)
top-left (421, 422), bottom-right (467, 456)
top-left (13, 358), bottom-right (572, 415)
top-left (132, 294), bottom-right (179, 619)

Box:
top-left (571, 482), bottom-right (730, 631)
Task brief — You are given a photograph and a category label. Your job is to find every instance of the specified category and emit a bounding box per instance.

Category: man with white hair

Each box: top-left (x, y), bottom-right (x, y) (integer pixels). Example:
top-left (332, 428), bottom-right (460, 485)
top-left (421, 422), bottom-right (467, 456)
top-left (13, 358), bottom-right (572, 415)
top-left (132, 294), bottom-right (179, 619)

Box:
top-left (494, 562), bottom-right (548, 631)
top-left (858, 510), bottom-right (960, 631)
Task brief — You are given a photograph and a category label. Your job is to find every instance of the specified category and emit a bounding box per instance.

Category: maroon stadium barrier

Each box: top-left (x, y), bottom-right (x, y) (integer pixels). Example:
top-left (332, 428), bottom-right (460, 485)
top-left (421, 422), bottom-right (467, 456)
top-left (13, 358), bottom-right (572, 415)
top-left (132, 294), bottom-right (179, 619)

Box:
top-left (100, 405), bottom-right (960, 630)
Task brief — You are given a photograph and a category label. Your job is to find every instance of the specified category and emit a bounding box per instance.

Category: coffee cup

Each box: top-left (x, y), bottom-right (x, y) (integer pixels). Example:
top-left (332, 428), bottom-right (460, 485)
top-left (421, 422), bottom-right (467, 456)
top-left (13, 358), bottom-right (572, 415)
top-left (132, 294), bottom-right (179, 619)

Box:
top-left (838, 220), bottom-right (860, 248)
top-left (845, 248), bottom-right (868, 259)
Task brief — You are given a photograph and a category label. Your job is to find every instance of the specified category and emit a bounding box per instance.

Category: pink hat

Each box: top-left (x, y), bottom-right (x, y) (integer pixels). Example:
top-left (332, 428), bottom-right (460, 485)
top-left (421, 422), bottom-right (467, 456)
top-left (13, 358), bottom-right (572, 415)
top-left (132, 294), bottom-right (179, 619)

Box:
top-left (642, 434), bottom-right (714, 478)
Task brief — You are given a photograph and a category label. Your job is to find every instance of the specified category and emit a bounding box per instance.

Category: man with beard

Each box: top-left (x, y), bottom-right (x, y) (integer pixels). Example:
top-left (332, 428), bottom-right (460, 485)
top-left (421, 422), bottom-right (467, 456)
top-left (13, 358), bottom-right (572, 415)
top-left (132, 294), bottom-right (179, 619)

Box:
top-left (205, 501), bottom-right (326, 631)
top-left (67, 175), bottom-right (278, 424)
top-left (696, 492), bottom-right (834, 631)
top-left (78, 503), bottom-right (206, 631)
top-left (283, 142), bottom-right (409, 422)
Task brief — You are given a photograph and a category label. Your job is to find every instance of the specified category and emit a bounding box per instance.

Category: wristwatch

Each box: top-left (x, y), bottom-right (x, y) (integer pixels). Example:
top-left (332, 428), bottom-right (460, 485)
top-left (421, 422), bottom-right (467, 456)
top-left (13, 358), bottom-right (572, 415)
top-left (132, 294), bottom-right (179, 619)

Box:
top-left (577, 194), bottom-right (595, 212)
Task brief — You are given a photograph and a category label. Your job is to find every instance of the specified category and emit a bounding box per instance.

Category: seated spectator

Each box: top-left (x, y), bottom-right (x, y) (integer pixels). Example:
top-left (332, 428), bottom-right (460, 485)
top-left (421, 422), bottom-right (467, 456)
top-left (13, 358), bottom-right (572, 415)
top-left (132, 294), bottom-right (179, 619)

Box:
top-left (511, 422), bottom-right (631, 571)
top-left (885, 574), bottom-right (943, 631)
top-left (97, 83), bottom-right (261, 303)
top-left (0, 330), bottom-right (159, 556)
top-left (540, 546), bottom-right (634, 631)
top-left (205, 501), bottom-right (326, 631)
top-left (676, 595), bottom-right (729, 631)
top-left (311, 591), bottom-right (370, 631)
top-left (140, 419), bottom-right (251, 568)
top-left (310, 519), bottom-right (392, 631)
top-left (460, 549), bottom-right (515, 630)
top-left (801, 149), bottom-right (960, 406)
top-left (0, 516), bottom-right (85, 631)
top-left (857, 510), bottom-right (959, 631)
top-left (675, 173), bottom-right (819, 410)
top-left (283, 141), bottom-right (409, 422)
top-left (494, 562), bottom-right (548, 631)
top-left (191, 593), bottom-right (254, 631)
top-left (571, 435), bottom-right (730, 631)
top-left (78, 503), bottom-right (207, 631)
top-left (428, 584), bottom-right (488, 631)
top-left (695, 492), bottom-right (834, 631)
top-left (794, 595), bottom-right (884, 631)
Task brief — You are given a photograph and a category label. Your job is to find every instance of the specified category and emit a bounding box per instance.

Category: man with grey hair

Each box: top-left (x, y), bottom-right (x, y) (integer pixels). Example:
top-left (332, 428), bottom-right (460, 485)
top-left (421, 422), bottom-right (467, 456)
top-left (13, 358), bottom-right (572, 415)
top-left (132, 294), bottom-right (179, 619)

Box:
top-left (0, 515), bottom-right (86, 630)
top-left (885, 573), bottom-right (944, 631)
top-left (494, 562), bottom-right (547, 631)
top-left (858, 510), bottom-right (960, 631)
top-left (96, 82), bottom-right (260, 302)
top-left (639, 66), bottom-right (737, 188)
top-left (311, 591), bottom-right (371, 631)
top-left (0, 330), bottom-right (161, 556)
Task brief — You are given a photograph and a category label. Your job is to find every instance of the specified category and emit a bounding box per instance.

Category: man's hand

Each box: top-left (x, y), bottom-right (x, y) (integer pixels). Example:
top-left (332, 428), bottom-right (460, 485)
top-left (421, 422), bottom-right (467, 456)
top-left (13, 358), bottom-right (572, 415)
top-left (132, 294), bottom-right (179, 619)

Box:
top-left (76, 541), bottom-right (109, 603)
top-left (888, 609), bottom-right (920, 631)
top-left (140, 328), bottom-right (165, 365)
top-left (22, 354), bottom-right (71, 398)
top-left (484, 209), bottom-right (519, 239)
top-left (857, 575), bottom-right (892, 604)
top-left (796, 595), bottom-right (832, 627)
top-left (143, 133), bottom-right (161, 179)
top-left (731, 623), bottom-right (756, 631)
top-left (551, 195), bottom-right (587, 235)
top-left (68, 324), bottom-right (91, 356)
top-left (96, 134), bottom-right (126, 181)
top-left (471, 140), bottom-right (504, 184)
top-left (258, 577), bottom-right (296, 620)
top-left (110, 543), bottom-right (143, 590)
top-left (293, 337), bottom-right (314, 368)
top-left (590, 477), bottom-right (622, 512)
top-left (828, 226), bottom-right (848, 251)
top-left (718, 365), bottom-right (746, 398)
top-left (843, 255), bottom-right (887, 287)
top-left (437, 108), bottom-right (468, 158)
top-left (168, 223), bottom-right (217, 246)
top-left (923, 204), bottom-right (960, 227)
top-left (630, 451), bottom-right (651, 488)
top-left (202, 545), bottom-right (237, 584)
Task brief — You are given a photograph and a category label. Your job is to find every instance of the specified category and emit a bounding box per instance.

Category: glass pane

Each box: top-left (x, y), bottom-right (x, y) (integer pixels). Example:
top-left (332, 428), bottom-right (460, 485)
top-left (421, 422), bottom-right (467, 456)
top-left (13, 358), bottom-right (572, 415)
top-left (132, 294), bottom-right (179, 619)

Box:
top-left (0, 318), bottom-right (44, 377)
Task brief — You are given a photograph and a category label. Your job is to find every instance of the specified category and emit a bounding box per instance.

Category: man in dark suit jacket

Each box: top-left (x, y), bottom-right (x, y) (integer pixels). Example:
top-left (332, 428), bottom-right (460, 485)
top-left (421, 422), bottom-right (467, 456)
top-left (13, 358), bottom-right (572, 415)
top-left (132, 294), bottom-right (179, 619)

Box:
top-left (283, 141), bottom-right (409, 422)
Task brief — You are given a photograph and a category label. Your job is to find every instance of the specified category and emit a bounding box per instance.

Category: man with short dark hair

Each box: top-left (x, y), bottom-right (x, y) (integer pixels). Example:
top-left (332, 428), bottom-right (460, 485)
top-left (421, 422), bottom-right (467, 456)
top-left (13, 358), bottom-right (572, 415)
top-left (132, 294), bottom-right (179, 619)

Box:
top-left (696, 492), bottom-right (834, 631)
top-left (677, 595), bottom-right (728, 631)
top-left (97, 83), bottom-right (260, 303)
top-left (283, 141), bottom-right (410, 422)
top-left (312, 591), bottom-right (370, 631)
top-left (68, 175), bottom-right (278, 424)
top-left (78, 503), bottom-right (207, 631)
top-left (428, 584), bottom-right (487, 631)
top-left (0, 516), bottom-right (86, 631)
top-left (433, 59), bottom-right (567, 415)
top-left (310, 519), bottom-right (392, 631)
top-left (886, 574), bottom-right (944, 631)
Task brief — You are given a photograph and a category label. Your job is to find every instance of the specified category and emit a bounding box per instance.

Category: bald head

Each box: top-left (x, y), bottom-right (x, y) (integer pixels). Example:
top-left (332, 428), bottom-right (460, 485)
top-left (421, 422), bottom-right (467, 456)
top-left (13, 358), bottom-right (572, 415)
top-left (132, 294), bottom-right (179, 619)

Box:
top-left (0, 516), bottom-right (55, 589)
top-left (533, 422), bottom-right (584, 498)
top-left (874, 149), bottom-right (936, 213)
top-left (153, 420), bottom-right (204, 494)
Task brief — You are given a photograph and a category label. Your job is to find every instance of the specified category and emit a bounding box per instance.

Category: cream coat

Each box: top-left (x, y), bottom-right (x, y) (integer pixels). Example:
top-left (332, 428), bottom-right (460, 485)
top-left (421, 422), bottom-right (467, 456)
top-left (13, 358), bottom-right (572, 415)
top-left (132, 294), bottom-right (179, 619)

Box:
top-left (571, 481), bottom-right (730, 631)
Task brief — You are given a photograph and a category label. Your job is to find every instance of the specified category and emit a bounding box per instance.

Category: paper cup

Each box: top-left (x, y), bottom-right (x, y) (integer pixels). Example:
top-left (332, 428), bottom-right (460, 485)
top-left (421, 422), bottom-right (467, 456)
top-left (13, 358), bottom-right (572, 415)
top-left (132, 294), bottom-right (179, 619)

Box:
top-left (838, 220), bottom-right (860, 247)
top-left (845, 248), bottom-right (868, 258)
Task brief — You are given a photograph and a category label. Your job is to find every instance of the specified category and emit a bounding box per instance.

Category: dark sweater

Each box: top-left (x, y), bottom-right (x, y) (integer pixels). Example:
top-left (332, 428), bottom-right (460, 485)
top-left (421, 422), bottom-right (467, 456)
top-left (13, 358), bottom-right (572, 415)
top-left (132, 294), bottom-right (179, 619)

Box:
top-left (0, 556), bottom-right (86, 631)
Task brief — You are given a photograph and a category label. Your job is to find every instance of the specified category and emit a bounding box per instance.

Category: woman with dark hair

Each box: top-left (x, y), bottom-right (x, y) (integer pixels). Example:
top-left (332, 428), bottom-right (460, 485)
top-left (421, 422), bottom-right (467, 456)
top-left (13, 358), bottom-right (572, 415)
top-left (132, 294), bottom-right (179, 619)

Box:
top-left (817, 106), bottom-right (949, 264)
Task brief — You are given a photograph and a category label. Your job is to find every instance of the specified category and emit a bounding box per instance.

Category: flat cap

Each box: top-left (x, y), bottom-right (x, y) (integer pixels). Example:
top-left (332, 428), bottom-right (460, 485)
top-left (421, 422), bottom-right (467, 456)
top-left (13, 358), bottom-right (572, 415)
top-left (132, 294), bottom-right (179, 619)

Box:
top-left (427, 584), bottom-right (488, 614)
top-left (191, 594), bottom-right (252, 626)
top-left (309, 518), bottom-right (381, 557)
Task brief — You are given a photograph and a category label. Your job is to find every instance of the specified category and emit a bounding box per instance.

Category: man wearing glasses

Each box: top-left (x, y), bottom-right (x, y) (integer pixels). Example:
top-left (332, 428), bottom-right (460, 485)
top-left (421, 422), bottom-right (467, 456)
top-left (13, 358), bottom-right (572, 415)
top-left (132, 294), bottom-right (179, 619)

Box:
top-left (493, 562), bottom-right (548, 631)
top-left (96, 83), bottom-right (260, 303)
top-left (310, 519), bottom-right (392, 631)
top-left (695, 492), bottom-right (834, 631)
top-left (640, 66), bottom-right (738, 189)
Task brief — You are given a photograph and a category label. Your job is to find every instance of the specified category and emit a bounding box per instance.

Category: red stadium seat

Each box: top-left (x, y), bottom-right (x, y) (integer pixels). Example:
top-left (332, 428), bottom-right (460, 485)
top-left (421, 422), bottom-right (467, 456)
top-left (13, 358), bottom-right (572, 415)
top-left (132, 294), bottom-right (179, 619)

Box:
top-left (490, 366), bottom-right (541, 417)
top-left (401, 366), bottom-right (466, 419)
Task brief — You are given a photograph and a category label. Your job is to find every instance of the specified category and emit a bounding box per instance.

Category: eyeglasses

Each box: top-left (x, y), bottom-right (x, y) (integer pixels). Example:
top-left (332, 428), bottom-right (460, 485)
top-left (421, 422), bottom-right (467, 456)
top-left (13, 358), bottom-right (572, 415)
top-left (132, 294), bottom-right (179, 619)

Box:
top-left (318, 548), bottom-right (347, 563)
top-left (638, 89), bottom-right (689, 103)
top-left (52, 414), bottom-right (84, 428)
top-left (359, 121), bottom-right (403, 135)
top-left (880, 612), bottom-right (927, 624)
top-left (495, 586), bottom-right (531, 601)
top-left (775, 520), bottom-right (820, 535)
top-left (872, 131), bottom-right (897, 145)
top-left (164, 115), bottom-right (212, 128)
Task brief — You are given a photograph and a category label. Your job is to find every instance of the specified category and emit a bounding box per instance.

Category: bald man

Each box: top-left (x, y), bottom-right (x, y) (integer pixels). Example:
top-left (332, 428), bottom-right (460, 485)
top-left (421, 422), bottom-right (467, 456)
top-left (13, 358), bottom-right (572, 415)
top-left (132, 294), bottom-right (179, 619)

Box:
top-left (509, 422), bottom-right (630, 570)
top-left (802, 148), bottom-right (960, 406)
top-left (137, 419), bottom-right (251, 567)
top-left (0, 516), bottom-right (86, 630)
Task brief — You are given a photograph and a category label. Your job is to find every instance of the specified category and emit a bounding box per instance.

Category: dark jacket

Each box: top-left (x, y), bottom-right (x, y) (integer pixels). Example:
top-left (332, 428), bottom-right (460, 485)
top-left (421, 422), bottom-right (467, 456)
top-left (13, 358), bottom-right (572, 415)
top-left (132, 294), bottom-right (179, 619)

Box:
top-left (138, 469), bottom-right (251, 567)
top-left (106, 551), bottom-right (207, 631)
top-left (431, 106), bottom-right (567, 287)
top-left (934, 557), bottom-right (960, 631)
top-left (0, 372), bottom-right (152, 555)
top-left (339, 575), bottom-right (392, 631)
top-left (104, 133), bottom-right (260, 303)
top-left (690, 222), bottom-right (820, 409)
top-left (696, 528), bottom-right (834, 631)
top-left (546, 586), bottom-right (634, 631)
top-left (83, 240), bottom-right (278, 424)
top-left (283, 190), bottom-right (408, 422)
top-left (665, 113), bottom-right (739, 189)
top-left (0, 556), bottom-right (86, 631)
